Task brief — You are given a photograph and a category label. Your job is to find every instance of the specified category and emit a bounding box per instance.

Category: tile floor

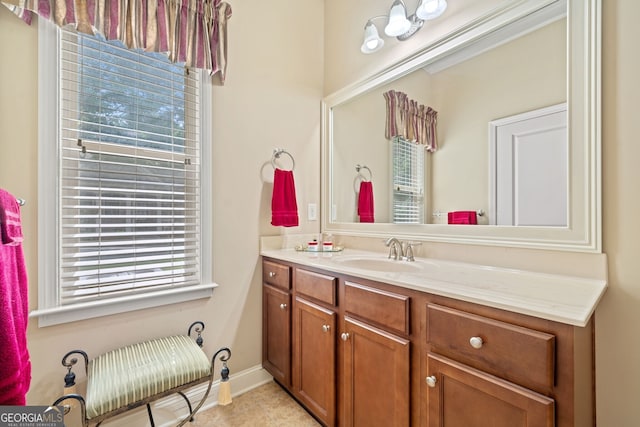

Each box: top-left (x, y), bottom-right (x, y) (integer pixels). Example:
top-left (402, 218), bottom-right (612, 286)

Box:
top-left (192, 381), bottom-right (321, 426)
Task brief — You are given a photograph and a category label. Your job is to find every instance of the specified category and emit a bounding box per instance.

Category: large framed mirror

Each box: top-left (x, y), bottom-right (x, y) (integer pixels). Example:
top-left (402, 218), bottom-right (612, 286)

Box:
top-left (321, 0), bottom-right (601, 252)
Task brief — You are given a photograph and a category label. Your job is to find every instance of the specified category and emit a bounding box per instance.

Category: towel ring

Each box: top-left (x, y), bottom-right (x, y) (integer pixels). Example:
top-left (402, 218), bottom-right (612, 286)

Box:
top-left (271, 149), bottom-right (295, 171)
top-left (356, 164), bottom-right (372, 181)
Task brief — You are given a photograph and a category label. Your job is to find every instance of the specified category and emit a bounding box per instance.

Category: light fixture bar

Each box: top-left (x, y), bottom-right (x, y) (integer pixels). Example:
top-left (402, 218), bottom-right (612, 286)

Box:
top-left (361, 0), bottom-right (448, 54)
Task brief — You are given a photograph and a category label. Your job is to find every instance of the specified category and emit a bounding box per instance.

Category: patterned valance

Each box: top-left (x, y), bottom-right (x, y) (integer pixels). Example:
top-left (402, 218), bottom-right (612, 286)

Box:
top-left (2, 0), bottom-right (232, 83)
top-left (384, 90), bottom-right (438, 152)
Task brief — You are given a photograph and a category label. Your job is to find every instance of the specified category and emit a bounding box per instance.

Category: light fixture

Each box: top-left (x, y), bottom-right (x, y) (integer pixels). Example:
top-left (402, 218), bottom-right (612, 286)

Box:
top-left (416, 0), bottom-right (448, 20)
top-left (361, 0), bottom-right (448, 54)
top-left (385, 0), bottom-right (412, 37)
top-left (361, 20), bottom-right (385, 54)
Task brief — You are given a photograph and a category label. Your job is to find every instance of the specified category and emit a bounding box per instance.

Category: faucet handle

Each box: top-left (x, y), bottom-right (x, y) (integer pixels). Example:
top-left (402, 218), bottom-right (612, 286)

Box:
top-left (387, 243), bottom-right (399, 260)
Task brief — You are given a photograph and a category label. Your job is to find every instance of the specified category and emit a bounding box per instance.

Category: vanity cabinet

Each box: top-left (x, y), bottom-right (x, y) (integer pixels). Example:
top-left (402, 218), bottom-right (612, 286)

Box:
top-left (292, 268), bottom-right (338, 426)
top-left (262, 256), bottom-right (594, 427)
top-left (425, 353), bottom-right (554, 426)
top-left (342, 317), bottom-right (410, 426)
top-left (341, 281), bottom-right (411, 427)
top-left (425, 303), bottom-right (556, 426)
top-left (262, 260), bottom-right (292, 386)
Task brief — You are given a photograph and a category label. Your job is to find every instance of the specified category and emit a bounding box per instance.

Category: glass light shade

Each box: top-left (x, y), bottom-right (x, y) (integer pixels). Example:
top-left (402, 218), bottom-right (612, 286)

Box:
top-left (416, 0), bottom-right (448, 20)
top-left (384, 0), bottom-right (411, 37)
top-left (361, 22), bottom-right (385, 54)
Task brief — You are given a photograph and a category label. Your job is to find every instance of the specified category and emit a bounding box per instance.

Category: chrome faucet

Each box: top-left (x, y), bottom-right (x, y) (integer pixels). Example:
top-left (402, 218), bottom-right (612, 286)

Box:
top-left (385, 237), bottom-right (404, 260)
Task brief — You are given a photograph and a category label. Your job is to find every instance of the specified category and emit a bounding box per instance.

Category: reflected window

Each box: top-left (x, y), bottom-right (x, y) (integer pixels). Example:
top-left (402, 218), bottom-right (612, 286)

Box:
top-left (392, 137), bottom-right (425, 223)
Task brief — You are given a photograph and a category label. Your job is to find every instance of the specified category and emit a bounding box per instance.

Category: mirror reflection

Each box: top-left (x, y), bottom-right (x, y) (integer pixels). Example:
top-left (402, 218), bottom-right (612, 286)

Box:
top-left (330, 14), bottom-right (566, 226)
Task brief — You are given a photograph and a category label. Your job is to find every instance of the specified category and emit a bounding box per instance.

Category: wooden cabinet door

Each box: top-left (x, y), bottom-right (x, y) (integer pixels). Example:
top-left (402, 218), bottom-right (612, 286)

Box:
top-left (342, 316), bottom-right (410, 427)
top-left (293, 297), bottom-right (337, 426)
top-left (426, 353), bottom-right (555, 427)
top-left (263, 284), bottom-right (291, 387)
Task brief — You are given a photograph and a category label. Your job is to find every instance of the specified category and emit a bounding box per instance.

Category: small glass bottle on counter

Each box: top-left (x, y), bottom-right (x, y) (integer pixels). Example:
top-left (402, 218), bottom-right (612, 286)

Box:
top-left (307, 239), bottom-right (319, 252)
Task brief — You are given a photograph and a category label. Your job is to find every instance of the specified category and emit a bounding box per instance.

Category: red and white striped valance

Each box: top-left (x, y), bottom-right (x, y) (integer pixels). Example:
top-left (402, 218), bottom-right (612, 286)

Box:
top-left (384, 90), bottom-right (438, 152)
top-left (3, 0), bottom-right (232, 83)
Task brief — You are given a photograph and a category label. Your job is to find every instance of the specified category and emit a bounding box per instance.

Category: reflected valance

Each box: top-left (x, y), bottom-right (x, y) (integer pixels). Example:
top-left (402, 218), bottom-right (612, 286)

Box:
top-left (384, 90), bottom-right (438, 152)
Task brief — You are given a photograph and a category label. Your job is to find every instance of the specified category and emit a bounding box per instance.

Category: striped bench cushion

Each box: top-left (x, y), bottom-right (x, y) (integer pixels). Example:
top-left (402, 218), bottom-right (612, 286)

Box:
top-left (85, 335), bottom-right (211, 419)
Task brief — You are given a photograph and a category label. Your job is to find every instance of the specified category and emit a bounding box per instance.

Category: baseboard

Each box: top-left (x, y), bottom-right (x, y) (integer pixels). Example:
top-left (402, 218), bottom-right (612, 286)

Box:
top-left (97, 365), bottom-right (273, 427)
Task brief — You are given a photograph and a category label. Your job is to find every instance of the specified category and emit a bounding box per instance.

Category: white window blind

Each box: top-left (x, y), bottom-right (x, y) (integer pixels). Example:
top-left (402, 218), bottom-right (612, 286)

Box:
top-left (58, 29), bottom-right (201, 305)
top-left (392, 137), bottom-right (425, 224)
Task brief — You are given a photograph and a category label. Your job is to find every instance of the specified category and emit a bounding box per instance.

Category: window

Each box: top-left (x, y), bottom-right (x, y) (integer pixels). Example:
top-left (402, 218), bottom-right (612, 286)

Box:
top-left (34, 22), bottom-right (214, 326)
top-left (392, 137), bottom-right (425, 224)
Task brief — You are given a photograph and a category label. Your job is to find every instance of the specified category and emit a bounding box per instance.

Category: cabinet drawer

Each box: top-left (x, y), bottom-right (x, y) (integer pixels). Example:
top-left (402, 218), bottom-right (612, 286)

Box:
top-left (295, 269), bottom-right (337, 306)
top-left (344, 281), bottom-right (410, 336)
top-left (427, 304), bottom-right (555, 390)
top-left (263, 260), bottom-right (291, 290)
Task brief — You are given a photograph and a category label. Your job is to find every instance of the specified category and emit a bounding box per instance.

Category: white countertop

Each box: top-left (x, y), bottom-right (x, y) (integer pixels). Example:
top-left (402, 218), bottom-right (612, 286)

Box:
top-left (260, 247), bottom-right (607, 327)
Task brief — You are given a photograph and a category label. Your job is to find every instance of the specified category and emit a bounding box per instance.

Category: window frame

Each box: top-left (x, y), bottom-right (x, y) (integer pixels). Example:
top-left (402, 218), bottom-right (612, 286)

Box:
top-left (390, 136), bottom-right (427, 224)
top-left (32, 20), bottom-right (215, 327)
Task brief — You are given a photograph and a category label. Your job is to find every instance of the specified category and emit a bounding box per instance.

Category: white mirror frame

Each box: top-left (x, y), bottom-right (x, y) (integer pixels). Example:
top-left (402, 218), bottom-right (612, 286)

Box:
top-left (321, 0), bottom-right (601, 253)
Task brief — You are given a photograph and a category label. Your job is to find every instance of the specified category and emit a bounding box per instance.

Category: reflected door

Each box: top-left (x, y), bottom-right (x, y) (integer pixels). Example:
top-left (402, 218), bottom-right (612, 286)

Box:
top-left (490, 103), bottom-right (567, 226)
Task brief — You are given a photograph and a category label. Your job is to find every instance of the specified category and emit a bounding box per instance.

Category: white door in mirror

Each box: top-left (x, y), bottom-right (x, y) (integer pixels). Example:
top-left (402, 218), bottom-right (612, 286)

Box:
top-left (491, 103), bottom-right (567, 226)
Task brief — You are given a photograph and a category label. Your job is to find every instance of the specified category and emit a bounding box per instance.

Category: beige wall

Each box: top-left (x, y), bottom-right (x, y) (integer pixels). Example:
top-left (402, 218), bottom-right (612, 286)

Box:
top-left (431, 18), bottom-right (566, 219)
top-left (323, 0), bottom-right (505, 94)
top-left (2, 0), bottom-right (640, 425)
top-left (330, 19), bottom-right (565, 225)
top-left (332, 70), bottom-right (433, 223)
top-left (0, 0), bottom-right (322, 423)
top-left (598, 0), bottom-right (640, 424)
top-left (323, 0), bottom-right (639, 425)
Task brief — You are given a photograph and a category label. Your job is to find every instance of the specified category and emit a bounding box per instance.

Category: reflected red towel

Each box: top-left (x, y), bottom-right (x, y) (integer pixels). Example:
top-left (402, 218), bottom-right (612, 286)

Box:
top-left (448, 211), bottom-right (478, 225)
top-left (358, 181), bottom-right (374, 223)
top-left (271, 169), bottom-right (299, 227)
top-left (0, 189), bottom-right (31, 405)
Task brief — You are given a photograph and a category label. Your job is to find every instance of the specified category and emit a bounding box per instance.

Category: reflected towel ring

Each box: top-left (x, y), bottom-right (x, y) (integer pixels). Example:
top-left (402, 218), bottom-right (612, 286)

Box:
top-left (271, 148), bottom-right (295, 171)
top-left (356, 164), bottom-right (372, 181)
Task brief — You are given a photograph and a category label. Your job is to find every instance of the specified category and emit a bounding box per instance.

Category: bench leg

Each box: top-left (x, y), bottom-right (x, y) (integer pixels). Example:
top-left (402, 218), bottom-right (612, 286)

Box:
top-left (146, 404), bottom-right (156, 427)
top-left (52, 394), bottom-right (88, 427)
top-left (177, 392), bottom-right (195, 422)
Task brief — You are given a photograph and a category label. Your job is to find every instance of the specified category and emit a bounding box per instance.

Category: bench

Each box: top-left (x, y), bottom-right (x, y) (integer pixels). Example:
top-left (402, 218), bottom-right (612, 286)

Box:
top-left (52, 322), bottom-right (231, 427)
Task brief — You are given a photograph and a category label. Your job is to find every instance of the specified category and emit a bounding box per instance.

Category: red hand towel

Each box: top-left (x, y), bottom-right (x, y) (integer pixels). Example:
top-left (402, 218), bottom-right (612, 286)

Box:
top-left (0, 189), bottom-right (31, 405)
top-left (271, 168), bottom-right (299, 227)
top-left (358, 181), bottom-right (375, 223)
top-left (447, 210), bottom-right (478, 225)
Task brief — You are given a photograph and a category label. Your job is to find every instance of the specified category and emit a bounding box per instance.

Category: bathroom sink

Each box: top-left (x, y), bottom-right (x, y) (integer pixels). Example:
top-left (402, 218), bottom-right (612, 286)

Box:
top-left (331, 256), bottom-right (431, 273)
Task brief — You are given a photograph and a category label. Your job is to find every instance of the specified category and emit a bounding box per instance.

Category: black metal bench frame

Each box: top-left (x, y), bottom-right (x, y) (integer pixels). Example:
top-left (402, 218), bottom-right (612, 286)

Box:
top-left (52, 321), bottom-right (231, 427)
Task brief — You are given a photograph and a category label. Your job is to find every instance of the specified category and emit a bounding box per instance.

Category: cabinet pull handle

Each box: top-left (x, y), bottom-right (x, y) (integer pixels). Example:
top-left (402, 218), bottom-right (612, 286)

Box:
top-left (268, 271), bottom-right (276, 278)
top-left (426, 376), bottom-right (437, 388)
top-left (279, 303), bottom-right (287, 310)
top-left (469, 336), bottom-right (484, 349)
top-left (322, 325), bottom-right (331, 333)
top-left (341, 332), bottom-right (350, 341)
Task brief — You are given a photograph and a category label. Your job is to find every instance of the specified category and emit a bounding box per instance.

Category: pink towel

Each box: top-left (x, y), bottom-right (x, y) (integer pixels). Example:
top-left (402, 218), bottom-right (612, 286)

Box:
top-left (358, 181), bottom-right (374, 223)
top-left (0, 190), bottom-right (23, 245)
top-left (271, 169), bottom-right (299, 227)
top-left (448, 210), bottom-right (478, 225)
top-left (0, 189), bottom-right (31, 405)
